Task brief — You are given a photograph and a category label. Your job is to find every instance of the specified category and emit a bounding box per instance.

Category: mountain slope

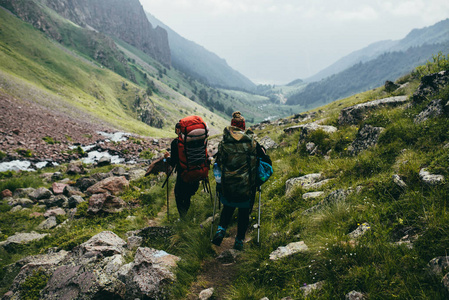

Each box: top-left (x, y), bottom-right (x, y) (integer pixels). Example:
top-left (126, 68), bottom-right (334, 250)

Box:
top-left (0, 5), bottom-right (228, 137)
top-left (307, 18), bottom-right (449, 83)
top-left (146, 12), bottom-right (256, 91)
top-left (39, 0), bottom-right (171, 67)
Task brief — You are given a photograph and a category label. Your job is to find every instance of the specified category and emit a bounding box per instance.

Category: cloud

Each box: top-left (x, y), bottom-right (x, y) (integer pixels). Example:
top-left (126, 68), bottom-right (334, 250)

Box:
top-left (328, 6), bottom-right (378, 21)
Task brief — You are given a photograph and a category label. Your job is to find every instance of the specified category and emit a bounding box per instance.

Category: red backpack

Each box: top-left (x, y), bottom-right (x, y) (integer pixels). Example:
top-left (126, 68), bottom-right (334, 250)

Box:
top-left (177, 116), bottom-right (210, 182)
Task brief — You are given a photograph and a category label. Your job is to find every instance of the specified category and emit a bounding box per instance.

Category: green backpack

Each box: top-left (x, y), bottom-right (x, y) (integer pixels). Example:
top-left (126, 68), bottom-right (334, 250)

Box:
top-left (218, 126), bottom-right (258, 203)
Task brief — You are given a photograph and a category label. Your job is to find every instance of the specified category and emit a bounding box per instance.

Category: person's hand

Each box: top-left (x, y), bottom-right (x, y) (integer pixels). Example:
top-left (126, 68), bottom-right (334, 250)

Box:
top-left (164, 152), bottom-right (170, 158)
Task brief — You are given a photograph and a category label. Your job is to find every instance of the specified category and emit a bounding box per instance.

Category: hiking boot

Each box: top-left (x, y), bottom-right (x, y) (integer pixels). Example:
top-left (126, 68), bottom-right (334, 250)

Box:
top-left (212, 226), bottom-right (226, 246)
top-left (233, 238), bottom-right (244, 251)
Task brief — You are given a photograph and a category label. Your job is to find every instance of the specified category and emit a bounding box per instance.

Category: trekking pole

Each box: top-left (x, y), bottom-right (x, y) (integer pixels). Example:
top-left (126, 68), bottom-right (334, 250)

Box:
top-left (210, 188), bottom-right (218, 241)
top-left (163, 158), bottom-right (170, 222)
top-left (257, 186), bottom-right (262, 244)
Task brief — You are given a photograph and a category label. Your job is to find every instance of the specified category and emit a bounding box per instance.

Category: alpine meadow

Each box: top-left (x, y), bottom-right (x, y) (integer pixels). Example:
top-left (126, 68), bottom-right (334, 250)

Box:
top-left (0, 0), bottom-right (449, 299)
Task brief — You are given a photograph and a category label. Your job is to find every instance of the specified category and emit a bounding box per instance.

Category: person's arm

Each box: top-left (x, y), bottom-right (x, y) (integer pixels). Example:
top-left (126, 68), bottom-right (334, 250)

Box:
top-left (166, 139), bottom-right (178, 168)
top-left (256, 143), bottom-right (272, 165)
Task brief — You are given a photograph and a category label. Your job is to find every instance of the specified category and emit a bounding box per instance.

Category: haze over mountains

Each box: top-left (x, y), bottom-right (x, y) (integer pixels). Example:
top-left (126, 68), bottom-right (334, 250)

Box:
top-left (0, 0), bottom-right (448, 126)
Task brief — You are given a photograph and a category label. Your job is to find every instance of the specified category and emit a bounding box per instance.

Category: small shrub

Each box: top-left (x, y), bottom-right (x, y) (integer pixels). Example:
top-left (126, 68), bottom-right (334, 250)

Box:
top-left (75, 201), bottom-right (88, 218)
top-left (16, 148), bottom-right (33, 157)
top-left (42, 136), bottom-right (59, 144)
top-left (139, 150), bottom-right (154, 160)
top-left (0, 150), bottom-right (6, 160)
top-left (20, 269), bottom-right (49, 300)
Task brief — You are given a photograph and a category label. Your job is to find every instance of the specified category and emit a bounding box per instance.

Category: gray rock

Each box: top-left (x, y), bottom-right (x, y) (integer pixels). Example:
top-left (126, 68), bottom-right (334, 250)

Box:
top-left (66, 161), bottom-right (85, 175)
top-left (285, 173), bottom-right (322, 195)
top-left (419, 168), bottom-right (445, 185)
top-left (44, 208), bottom-right (66, 218)
top-left (63, 185), bottom-right (84, 197)
top-left (68, 195), bottom-right (85, 208)
top-left (119, 247), bottom-right (181, 299)
top-left (13, 187), bottom-right (36, 198)
top-left (88, 193), bottom-right (126, 214)
top-left (338, 96), bottom-right (408, 125)
top-left (428, 256), bottom-right (449, 276)
top-left (412, 71), bottom-right (449, 104)
top-left (303, 192), bottom-right (325, 200)
top-left (97, 156), bottom-right (111, 166)
top-left (79, 231), bottom-right (127, 256)
top-left (29, 187), bottom-right (53, 201)
top-left (392, 174), bottom-right (408, 189)
top-left (259, 136), bottom-right (279, 150)
top-left (414, 99), bottom-right (444, 123)
top-left (75, 177), bottom-right (98, 192)
top-left (199, 287), bottom-right (215, 300)
top-left (127, 236), bottom-right (143, 250)
top-left (0, 231), bottom-right (49, 250)
top-left (346, 290), bottom-right (364, 300)
top-left (7, 198), bottom-right (34, 208)
top-left (300, 281), bottom-right (325, 297)
top-left (349, 125), bottom-right (384, 155)
top-left (217, 249), bottom-right (240, 264)
top-left (128, 168), bottom-right (146, 182)
top-left (45, 195), bottom-right (68, 208)
top-left (269, 241), bottom-right (308, 260)
top-left (37, 216), bottom-right (58, 230)
top-left (348, 223), bottom-right (371, 239)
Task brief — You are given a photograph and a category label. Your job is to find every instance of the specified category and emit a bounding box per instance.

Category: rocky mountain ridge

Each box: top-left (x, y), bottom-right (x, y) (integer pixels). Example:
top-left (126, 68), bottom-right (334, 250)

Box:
top-left (40, 0), bottom-right (171, 67)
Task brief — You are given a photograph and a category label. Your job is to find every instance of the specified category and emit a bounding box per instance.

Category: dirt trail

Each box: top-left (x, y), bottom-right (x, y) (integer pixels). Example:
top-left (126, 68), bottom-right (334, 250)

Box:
top-left (149, 185), bottom-right (240, 299)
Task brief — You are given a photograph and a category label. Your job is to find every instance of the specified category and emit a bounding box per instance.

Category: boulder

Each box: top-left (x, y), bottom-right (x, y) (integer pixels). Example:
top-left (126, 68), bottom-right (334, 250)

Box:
top-left (346, 290), bottom-right (364, 300)
top-left (300, 281), bottom-right (325, 297)
top-left (75, 177), bottom-right (97, 192)
top-left (348, 223), bottom-right (371, 239)
top-left (285, 173), bottom-right (323, 194)
top-left (13, 187), bottom-right (35, 198)
top-left (269, 241), bottom-right (309, 260)
top-left (66, 161), bottom-right (85, 175)
top-left (44, 195), bottom-right (68, 208)
top-left (97, 156), bottom-right (111, 166)
top-left (348, 125), bottom-right (384, 155)
top-left (199, 287), bottom-right (215, 300)
top-left (29, 187), bottom-right (53, 201)
top-left (86, 176), bottom-right (129, 195)
top-left (0, 231), bottom-right (49, 251)
top-left (51, 182), bottom-right (68, 195)
top-left (37, 216), bottom-right (58, 230)
top-left (338, 96), bottom-right (408, 125)
top-left (119, 247), bottom-right (180, 299)
top-left (428, 256), bottom-right (449, 276)
top-left (259, 136), bottom-right (279, 150)
top-left (412, 71), bottom-right (449, 104)
top-left (88, 193), bottom-right (126, 214)
top-left (419, 168), bottom-right (445, 185)
top-left (414, 99), bottom-right (444, 123)
top-left (44, 208), bottom-right (66, 218)
top-left (1, 189), bottom-right (12, 199)
top-left (68, 195), bottom-right (85, 208)
top-left (78, 231), bottom-right (126, 256)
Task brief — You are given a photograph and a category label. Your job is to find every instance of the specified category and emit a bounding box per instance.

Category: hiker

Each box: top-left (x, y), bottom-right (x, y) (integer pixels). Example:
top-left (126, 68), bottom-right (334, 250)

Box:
top-left (212, 111), bottom-right (272, 250)
top-left (164, 116), bottom-right (210, 219)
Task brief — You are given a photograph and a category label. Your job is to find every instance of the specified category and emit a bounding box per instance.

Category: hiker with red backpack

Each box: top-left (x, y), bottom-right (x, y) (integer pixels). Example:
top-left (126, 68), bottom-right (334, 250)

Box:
top-left (212, 112), bottom-right (272, 250)
top-left (164, 116), bottom-right (210, 219)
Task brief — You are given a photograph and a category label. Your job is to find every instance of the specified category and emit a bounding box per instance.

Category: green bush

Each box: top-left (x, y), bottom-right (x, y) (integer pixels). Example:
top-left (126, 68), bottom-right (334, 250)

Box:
top-left (20, 269), bottom-right (49, 300)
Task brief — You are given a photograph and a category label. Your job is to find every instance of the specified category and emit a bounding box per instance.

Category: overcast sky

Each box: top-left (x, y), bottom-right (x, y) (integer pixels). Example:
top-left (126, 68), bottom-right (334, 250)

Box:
top-left (139, 0), bottom-right (449, 85)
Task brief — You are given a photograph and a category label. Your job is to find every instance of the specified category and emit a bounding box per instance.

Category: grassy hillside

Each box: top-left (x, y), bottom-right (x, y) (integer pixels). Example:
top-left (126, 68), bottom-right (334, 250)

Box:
top-left (287, 44), bottom-right (449, 109)
top-left (0, 6), bottom-right (229, 136)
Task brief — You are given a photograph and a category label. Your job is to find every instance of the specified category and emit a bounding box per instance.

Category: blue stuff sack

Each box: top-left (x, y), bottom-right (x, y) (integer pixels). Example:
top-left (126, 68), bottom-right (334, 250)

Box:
top-left (257, 160), bottom-right (273, 185)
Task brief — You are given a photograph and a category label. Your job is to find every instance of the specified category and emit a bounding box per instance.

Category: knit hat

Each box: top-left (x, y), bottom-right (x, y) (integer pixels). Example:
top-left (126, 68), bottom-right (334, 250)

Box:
top-left (231, 111), bottom-right (245, 130)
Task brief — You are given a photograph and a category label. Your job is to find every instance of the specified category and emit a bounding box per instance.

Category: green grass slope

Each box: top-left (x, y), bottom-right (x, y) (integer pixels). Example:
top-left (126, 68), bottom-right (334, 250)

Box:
top-left (1, 55), bottom-right (448, 299)
top-left (0, 7), bottom-right (228, 136)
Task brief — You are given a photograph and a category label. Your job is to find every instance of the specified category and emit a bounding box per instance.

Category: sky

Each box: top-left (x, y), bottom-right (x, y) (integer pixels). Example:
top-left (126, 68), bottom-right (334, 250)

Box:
top-left (139, 0), bottom-right (449, 85)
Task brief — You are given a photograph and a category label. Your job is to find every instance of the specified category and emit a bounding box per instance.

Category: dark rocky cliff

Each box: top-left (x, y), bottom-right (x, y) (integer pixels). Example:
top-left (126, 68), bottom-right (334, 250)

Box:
top-left (41, 0), bottom-right (171, 67)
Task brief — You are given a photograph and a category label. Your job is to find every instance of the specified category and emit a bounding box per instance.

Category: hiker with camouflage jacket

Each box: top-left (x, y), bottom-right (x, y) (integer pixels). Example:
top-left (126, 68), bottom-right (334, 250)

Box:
top-left (212, 112), bottom-right (271, 250)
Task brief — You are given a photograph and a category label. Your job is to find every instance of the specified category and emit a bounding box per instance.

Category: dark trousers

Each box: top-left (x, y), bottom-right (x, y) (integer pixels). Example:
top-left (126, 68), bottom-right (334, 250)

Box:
top-left (218, 205), bottom-right (251, 241)
top-left (174, 175), bottom-right (200, 218)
